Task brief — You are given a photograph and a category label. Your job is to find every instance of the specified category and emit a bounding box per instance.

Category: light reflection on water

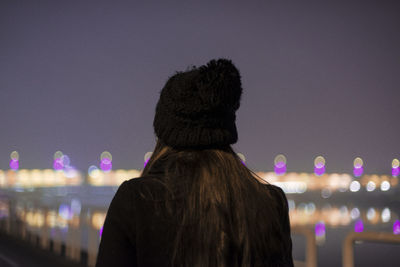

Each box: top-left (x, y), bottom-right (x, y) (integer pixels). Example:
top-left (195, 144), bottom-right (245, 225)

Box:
top-left (1, 193), bottom-right (398, 237)
top-left (0, 182), bottom-right (399, 266)
top-left (13, 205), bottom-right (398, 233)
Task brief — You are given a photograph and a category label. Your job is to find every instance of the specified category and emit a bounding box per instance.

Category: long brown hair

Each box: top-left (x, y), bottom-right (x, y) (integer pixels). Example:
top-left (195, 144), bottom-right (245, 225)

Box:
top-left (141, 140), bottom-right (286, 267)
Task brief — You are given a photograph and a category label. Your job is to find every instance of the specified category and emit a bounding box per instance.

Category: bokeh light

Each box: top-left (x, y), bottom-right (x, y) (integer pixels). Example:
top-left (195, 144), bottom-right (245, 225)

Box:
top-left (61, 155), bottom-right (70, 167)
top-left (321, 188), bottom-right (332, 198)
top-left (53, 159), bottom-right (63, 170)
top-left (100, 151), bottom-right (112, 172)
top-left (380, 181), bottom-right (391, 191)
top-left (274, 154), bottom-right (287, 175)
top-left (59, 204), bottom-right (72, 220)
top-left (274, 154), bottom-right (287, 167)
top-left (100, 159), bottom-right (112, 172)
top-left (354, 219), bottom-right (364, 232)
top-left (393, 220), bottom-right (400, 235)
top-left (353, 157), bottom-right (363, 177)
top-left (10, 151), bottom-right (19, 161)
top-left (315, 221), bottom-right (326, 236)
top-left (53, 151), bottom-right (63, 160)
top-left (350, 207), bottom-right (360, 220)
top-left (305, 202), bottom-right (316, 215)
top-left (99, 225), bottom-right (104, 238)
top-left (381, 208), bottom-right (391, 223)
top-left (366, 181), bottom-right (376, 192)
top-left (71, 199), bottom-right (82, 216)
top-left (392, 159), bottom-right (399, 177)
top-left (392, 158), bottom-right (400, 168)
top-left (353, 157), bottom-right (363, 168)
top-left (92, 212), bottom-right (106, 231)
top-left (88, 165), bottom-right (99, 176)
top-left (314, 156), bottom-right (326, 176)
top-left (237, 153), bottom-right (246, 164)
top-left (9, 151), bottom-right (19, 171)
top-left (9, 159), bottom-right (19, 171)
top-left (144, 152), bottom-right (153, 167)
top-left (366, 208), bottom-right (376, 221)
top-left (349, 181), bottom-right (360, 192)
top-left (101, 151), bottom-right (112, 161)
top-left (53, 151), bottom-right (64, 171)
top-left (63, 165), bottom-right (78, 178)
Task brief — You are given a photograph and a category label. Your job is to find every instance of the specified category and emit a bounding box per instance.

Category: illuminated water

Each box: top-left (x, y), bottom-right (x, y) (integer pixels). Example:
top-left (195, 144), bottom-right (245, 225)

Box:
top-left (0, 182), bottom-right (399, 266)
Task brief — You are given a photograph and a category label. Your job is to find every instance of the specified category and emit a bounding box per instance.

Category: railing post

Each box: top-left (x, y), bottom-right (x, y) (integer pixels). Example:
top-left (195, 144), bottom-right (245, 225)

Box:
top-left (66, 215), bottom-right (81, 262)
top-left (342, 232), bottom-right (354, 267)
top-left (306, 228), bottom-right (317, 267)
top-left (21, 207), bottom-right (27, 240)
top-left (342, 232), bottom-right (400, 267)
top-left (52, 228), bottom-right (63, 255)
top-left (87, 225), bottom-right (99, 267)
top-left (40, 208), bottom-right (50, 249)
top-left (4, 199), bottom-right (11, 234)
top-left (292, 226), bottom-right (318, 267)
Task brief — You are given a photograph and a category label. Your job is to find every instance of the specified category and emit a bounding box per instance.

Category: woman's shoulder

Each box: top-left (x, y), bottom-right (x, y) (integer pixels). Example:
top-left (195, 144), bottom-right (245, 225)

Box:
top-left (262, 183), bottom-right (288, 207)
top-left (264, 183), bottom-right (286, 195)
top-left (124, 175), bottom-right (164, 186)
top-left (122, 175), bottom-right (168, 201)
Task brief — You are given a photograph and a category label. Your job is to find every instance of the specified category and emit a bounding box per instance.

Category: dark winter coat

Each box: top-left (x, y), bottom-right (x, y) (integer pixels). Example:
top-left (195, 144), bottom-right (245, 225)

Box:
top-left (95, 169), bottom-right (293, 267)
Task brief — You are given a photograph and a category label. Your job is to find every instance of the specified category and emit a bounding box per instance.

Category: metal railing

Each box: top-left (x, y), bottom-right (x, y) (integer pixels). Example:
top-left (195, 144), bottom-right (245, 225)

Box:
top-left (291, 226), bottom-right (318, 267)
top-left (342, 231), bottom-right (400, 267)
top-left (8, 203), bottom-right (399, 267)
top-left (1, 214), bottom-right (318, 267)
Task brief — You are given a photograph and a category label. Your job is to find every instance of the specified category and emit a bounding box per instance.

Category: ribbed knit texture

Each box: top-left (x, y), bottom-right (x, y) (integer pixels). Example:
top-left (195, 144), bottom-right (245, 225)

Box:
top-left (153, 59), bottom-right (242, 149)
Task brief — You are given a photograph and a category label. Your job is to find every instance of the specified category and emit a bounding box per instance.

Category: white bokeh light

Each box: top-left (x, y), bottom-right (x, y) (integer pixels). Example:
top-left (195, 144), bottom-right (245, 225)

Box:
top-left (349, 181), bottom-right (361, 192)
top-left (367, 208), bottom-right (376, 221)
top-left (366, 181), bottom-right (376, 192)
top-left (381, 208), bottom-right (391, 223)
top-left (350, 207), bottom-right (360, 220)
top-left (380, 181), bottom-right (390, 191)
top-left (237, 153), bottom-right (246, 163)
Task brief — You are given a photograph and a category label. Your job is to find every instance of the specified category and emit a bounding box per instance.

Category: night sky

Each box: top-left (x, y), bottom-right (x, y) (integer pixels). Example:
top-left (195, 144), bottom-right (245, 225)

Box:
top-left (1, 1), bottom-right (399, 174)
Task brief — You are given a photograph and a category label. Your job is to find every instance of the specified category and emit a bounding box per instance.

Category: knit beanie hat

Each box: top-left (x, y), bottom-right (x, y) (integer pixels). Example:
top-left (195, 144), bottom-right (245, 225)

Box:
top-left (153, 58), bottom-right (242, 149)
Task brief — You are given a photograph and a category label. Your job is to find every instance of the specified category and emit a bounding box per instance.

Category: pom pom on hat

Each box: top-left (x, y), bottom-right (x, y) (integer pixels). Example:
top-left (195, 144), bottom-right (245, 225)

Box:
top-left (153, 58), bottom-right (242, 149)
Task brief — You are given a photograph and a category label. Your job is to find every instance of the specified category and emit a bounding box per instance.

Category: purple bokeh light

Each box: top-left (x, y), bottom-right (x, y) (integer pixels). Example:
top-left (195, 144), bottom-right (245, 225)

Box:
top-left (353, 166), bottom-right (363, 177)
top-left (274, 165), bottom-right (286, 175)
top-left (314, 166), bottom-right (325, 176)
top-left (53, 158), bottom-right (63, 170)
top-left (144, 158), bottom-right (150, 168)
top-left (392, 167), bottom-right (399, 177)
top-left (61, 155), bottom-right (70, 166)
top-left (9, 159), bottom-right (19, 170)
top-left (354, 219), bottom-right (364, 233)
top-left (59, 204), bottom-right (72, 220)
top-left (100, 225), bottom-right (104, 237)
top-left (394, 220), bottom-right (400, 235)
top-left (100, 158), bottom-right (112, 172)
top-left (315, 222), bottom-right (326, 236)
